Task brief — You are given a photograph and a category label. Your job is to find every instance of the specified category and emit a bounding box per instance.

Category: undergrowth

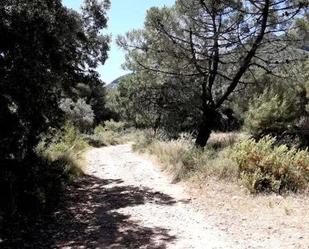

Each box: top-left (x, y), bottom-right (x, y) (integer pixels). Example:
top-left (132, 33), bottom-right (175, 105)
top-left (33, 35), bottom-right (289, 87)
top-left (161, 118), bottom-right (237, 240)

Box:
top-left (231, 136), bottom-right (309, 193)
top-left (37, 122), bottom-right (88, 180)
top-left (133, 132), bottom-right (240, 183)
top-left (87, 120), bottom-right (145, 146)
top-left (133, 131), bottom-right (309, 194)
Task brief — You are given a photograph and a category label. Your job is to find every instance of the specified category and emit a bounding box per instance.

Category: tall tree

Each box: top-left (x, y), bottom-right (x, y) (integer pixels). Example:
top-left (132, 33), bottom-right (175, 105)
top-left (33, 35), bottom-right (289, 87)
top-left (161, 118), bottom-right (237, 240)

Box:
top-left (0, 0), bottom-right (110, 160)
top-left (115, 72), bottom-right (202, 135)
top-left (118, 0), bottom-right (308, 147)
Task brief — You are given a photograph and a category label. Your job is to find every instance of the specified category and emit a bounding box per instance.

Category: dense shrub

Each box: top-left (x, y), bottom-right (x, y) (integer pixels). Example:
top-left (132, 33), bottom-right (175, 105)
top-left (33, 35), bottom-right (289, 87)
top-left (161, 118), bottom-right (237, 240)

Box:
top-left (206, 132), bottom-right (239, 150)
top-left (131, 129), bottom-right (156, 152)
top-left (231, 136), bottom-right (309, 193)
top-left (142, 138), bottom-right (199, 181)
top-left (245, 88), bottom-right (302, 135)
top-left (134, 132), bottom-right (308, 194)
top-left (41, 122), bottom-right (89, 160)
top-left (59, 98), bottom-right (95, 132)
top-left (1, 123), bottom-right (89, 224)
top-left (36, 122), bottom-right (88, 182)
top-left (16, 121), bottom-right (94, 217)
top-left (97, 120), bottom-right (126, 133)
top-left (134, 132), bottom-right (239, 182)
top-left (91, 120), bottom-right (125, 145)
top-left (82, 120), bottom-right (146, 147)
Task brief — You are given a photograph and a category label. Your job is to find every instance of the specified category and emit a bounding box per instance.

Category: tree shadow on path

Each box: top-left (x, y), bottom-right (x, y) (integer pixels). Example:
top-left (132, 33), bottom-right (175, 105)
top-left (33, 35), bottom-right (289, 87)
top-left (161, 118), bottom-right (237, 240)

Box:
top-left (2, 174), bottom-right (177, 249)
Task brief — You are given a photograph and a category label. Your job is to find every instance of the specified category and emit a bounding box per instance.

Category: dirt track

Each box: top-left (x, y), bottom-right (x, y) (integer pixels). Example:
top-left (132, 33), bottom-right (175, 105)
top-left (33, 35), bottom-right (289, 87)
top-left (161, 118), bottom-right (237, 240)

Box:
top-left (81, 144), bottom-right (232, 249)
top-left (7, 144), bottom-right (306, 248)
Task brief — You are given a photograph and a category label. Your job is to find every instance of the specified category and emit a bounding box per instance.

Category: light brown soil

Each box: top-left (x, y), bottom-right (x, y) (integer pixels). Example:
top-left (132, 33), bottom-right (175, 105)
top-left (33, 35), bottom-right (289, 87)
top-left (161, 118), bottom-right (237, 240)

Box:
top-left (3, 143), bottom-right (307, 249)
top-left (82, 143), bottom-right (308, 249)
top-left (83, 144), bottom-right (233, 249)
top-left (187, 178), bottom-right (309, 249)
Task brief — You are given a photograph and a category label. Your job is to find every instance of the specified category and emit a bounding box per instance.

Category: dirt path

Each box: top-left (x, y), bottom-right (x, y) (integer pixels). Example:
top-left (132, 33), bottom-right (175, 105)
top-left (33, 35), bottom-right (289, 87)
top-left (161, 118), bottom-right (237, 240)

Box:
top-left (4, 143), bottom-right (306, 249)
top-left (2, 144), bottom-right (307, 249)
top-left (79, 144), bottom-right (233, 249)
top-left (4, 144), bottom-right (234, 249)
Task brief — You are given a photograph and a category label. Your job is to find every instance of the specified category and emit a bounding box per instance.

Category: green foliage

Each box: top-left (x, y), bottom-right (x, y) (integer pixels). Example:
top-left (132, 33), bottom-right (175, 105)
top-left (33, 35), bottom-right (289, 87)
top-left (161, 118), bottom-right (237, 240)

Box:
top-left (131, 130), bottom-right (157, 152)
top-left (245, 87), bottom-right (303, 135)
top-left (73, 81), bottom-right (110, 125)
top-left (113, 72), bottom-right (202, 136)
top-left (59, 98), bottom-right (95, 132)
top-left (143, 138), bottom-right (199, 181)
top-left (102, 120), bottom-right (126, 132)
top-left (0, 0), bottom-right (110, 160)
top-left (231, 136), bottom-right (309, 193)
top-left (82, 120), bottom-right (147, 147)
top-left (105, 87), bottom-right (122, 121)
top-left (134, 132), bottom-right (308, 194)
top-left (35, 122), bottom-right (88, 184)
top-left (0, 0), bottom-right (110, 220)
top-left (1, 122), bottom-right (89, 217)
top-left (87, 120), bottom-right (127, 146)
top-left (43, 122), bottom-right (89, 161)
top-left (206, 133), bottom-right (239, 151)
top-left (115, 74), bottom-right (163, 128)
top-left (288, 13), bottom-right (309, 50)
top-left (303, 62), bottom-right (309, 113)
top-left (52, 153), bottom-right (85, 180)
top-left (118, 0), bottom-right (307, 146)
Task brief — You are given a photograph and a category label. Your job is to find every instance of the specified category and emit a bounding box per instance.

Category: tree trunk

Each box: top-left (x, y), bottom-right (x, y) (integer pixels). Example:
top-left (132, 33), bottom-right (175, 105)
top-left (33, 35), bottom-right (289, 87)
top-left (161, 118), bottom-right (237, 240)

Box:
top-left (195, 108), bottom-right (219, 148)
top-left (195, 123), bottom-right (212, 148)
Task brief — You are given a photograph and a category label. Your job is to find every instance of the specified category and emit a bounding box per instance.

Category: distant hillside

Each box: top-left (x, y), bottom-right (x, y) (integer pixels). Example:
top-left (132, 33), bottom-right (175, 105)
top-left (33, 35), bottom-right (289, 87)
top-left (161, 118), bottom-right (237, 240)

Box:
top-left (107, 74), bottom-right (132, 90)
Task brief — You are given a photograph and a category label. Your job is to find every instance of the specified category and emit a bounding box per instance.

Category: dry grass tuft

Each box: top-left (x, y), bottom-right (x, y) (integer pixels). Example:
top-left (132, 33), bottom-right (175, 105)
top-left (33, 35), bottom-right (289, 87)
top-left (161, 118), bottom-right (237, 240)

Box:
top-left (134, 132), bottom-right (243, 183)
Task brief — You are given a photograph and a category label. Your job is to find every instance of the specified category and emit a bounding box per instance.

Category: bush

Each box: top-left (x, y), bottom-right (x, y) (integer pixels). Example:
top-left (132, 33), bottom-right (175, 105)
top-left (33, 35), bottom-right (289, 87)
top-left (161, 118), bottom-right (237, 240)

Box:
top-left (144, 138), bottom-right (197, 181)
top-left (59, 98), bottom-right (95, 132)
top-left (88, 120), bottom-right (136, 146)
top-left (134, 132), bottom-right (239, 183)
top-left (43, 122), bottom-right (89, 160)
top-left (92, 122), bottom-right (124, 146)
top-left (37, 122), bottom-right (88, 181)
top-left (131, 129), bottom-right (155, 152)
top-left (0, 122), bottom-right (88, 221)
top-left (103, 120), bottom-right (126, 132)
top-left (231, 136), bottom-right (309, 193)
top-left (134, 132), bottom-right (309, 194)
top-left (206, 132), bottom-right (239, 151)
top-left (245, 87), bottom-right (302, 135)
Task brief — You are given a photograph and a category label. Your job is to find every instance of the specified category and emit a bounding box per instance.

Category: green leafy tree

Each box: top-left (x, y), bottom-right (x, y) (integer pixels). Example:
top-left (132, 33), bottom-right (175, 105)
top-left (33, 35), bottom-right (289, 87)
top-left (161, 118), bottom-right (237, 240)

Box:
top-left (0, 0), bottom-right (110, 216)
top-left (59, 98), bottom-right (95, 132)
top-left (289, 13), bottom-right (309, 50)
top-left (245, 87), bottom-right (303, 135)
top-left (116, 72), bottom-right (201, 136)
top-left (73, 80), bottom-right (109, 124)
top-left (0, 0), bottom-right (110, 160)
top-left (118, 0), bottom-right (307, 147)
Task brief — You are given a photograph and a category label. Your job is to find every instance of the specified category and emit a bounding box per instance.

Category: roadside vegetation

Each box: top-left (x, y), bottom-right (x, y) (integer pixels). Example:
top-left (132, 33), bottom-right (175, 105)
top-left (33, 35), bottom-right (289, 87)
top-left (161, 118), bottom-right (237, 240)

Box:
top-left (1, 0), bottom-right (308, 246)
top-left (108, 0), bottom-right (309, 195)
top-left (131, 131), bottom-right (309, 194)
top-left (0, 0), bottom-right (113, 234)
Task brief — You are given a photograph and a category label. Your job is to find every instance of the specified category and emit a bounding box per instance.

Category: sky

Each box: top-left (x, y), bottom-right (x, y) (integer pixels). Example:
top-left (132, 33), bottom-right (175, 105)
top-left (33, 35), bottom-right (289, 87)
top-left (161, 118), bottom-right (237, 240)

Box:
top-left (62, 0), bottom-right (175, 84)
